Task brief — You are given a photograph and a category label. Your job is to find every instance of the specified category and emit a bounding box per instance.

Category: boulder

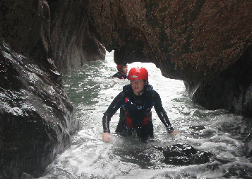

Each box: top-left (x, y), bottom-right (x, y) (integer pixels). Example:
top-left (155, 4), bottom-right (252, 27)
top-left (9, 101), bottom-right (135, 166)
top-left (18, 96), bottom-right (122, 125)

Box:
top-left (0, 42), bottom-right (79, 178)
top-left (159, 143), bottom-right (212, 165)
top-left (0, 0), bottom-right (80, 177)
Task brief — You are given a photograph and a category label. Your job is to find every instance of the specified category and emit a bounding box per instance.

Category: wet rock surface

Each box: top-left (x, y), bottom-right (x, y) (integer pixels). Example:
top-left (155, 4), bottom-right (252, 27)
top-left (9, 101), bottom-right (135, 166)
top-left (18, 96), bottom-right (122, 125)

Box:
top-left (158, 143), bottom-right (213, 165)
top-left (0, 0), bottom-right (104, 177)
top-left (184, 45), bottom-right (252, 117)
top-left (0, 43), bottom-right (79, 178)
top-left (48, 0), bottom-right (106, 74)
top-left (245, 132), bottom-right (252, 158)
top-left (86, 0), bottom-right (252, 81)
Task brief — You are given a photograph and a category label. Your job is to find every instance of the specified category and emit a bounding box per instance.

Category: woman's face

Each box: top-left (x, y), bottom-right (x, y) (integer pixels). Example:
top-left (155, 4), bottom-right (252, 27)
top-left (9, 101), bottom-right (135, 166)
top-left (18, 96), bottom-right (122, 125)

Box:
top-left (130, 79), bottom-right (146, 95)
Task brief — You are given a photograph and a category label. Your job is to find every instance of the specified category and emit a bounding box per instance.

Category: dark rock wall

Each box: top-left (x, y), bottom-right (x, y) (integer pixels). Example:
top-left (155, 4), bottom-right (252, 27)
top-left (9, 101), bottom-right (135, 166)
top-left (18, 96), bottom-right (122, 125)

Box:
top-left (48, 0), bottom-right (106, 74)
top-left (1, 0), bottom-right (80, 178)
top-left (0, 42), bottom-right (79, 178)
top-left (185, 45), bottom-right (252, 117)
top-left (86, 0), bottom-right (252, 81)
top-left (0, 0), bottom-right (50, 64)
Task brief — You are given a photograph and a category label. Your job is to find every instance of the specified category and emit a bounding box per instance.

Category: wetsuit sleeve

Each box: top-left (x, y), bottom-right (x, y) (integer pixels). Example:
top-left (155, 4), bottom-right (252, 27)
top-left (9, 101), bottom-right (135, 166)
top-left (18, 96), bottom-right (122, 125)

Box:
top-left (112, 72), bottom-right (119, 78)
top-left (102, 91), bottom-right (125, 133)
top-left (152, 90), bottom-right (174, 133)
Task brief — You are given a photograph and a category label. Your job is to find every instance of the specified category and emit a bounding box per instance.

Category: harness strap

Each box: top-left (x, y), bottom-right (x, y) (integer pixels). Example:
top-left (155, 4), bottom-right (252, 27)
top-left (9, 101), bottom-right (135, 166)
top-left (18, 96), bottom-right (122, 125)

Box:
top-left (123, 84), bottom-right (153, 128)
top-left (126, 115), bottom-right (149, 128)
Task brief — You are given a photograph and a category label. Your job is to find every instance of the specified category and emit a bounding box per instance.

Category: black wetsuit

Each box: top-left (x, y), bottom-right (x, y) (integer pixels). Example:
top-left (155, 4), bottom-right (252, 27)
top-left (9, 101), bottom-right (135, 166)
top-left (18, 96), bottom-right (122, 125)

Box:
top-left (112, 72), bottom-right (127, 79)
top-left (102, 84), bottom-right (174, 140)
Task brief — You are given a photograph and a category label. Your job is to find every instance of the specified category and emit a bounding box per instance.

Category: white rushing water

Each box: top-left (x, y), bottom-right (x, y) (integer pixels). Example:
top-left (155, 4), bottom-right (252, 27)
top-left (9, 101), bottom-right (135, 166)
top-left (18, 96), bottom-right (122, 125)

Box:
top-left (40, 51), bottom-right (252, 179)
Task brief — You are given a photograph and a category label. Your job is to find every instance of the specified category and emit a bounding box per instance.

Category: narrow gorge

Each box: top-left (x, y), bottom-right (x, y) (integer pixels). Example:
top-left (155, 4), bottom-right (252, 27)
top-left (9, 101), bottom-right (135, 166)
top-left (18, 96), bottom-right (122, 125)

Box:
top-left (0, 0), bottom-right (251, 178)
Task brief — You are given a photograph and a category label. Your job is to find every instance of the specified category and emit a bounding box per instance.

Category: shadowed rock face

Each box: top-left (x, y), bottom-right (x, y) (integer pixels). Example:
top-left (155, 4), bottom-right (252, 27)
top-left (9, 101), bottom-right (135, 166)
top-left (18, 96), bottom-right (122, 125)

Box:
top-left (48, 0), bottom-right (106, 74)
top-left (0, 42), bottom-right (79, 178)
top-left (0, 0), bottom-right (82, 178)
top-left (185, 45), bottom-right (252, 117)
top-left (86, 0), bottom-right (252, 80)
top-left (1, 0), bottom-right (252, 178)
top-left (0, 0), bottom-right (50, 68)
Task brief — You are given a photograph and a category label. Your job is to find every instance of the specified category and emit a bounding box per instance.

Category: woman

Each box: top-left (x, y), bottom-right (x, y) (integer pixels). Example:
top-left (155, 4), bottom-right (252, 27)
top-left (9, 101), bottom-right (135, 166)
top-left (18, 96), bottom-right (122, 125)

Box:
top-left (103, 67), bottom-right (178, 141)
top-left (112, 64), bottom-right (128, 79)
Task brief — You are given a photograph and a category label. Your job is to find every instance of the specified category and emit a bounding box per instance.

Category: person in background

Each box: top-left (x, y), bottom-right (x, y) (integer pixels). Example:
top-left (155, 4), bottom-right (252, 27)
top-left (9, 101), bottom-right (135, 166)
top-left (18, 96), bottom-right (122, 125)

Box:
top-left (112, 63), bottom-right (128, 129)
top-left (103, 67), bottom-right (178, 142)
top-left (112, 64), bottom-right (128, 79)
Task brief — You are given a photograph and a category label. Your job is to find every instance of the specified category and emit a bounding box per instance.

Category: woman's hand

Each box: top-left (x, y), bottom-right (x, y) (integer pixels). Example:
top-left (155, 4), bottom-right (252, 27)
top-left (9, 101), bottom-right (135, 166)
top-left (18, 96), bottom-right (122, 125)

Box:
top-left (170, 130), bottom-right (179, 135)
top-left (102, 132), bottom-right (111, 141)
top-left (166, 126), bottom-right (179, 135)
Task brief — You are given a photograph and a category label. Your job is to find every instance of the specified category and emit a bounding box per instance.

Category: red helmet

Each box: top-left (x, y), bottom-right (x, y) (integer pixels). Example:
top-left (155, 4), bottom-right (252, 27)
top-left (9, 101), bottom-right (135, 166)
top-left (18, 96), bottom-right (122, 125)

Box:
top-left (128, 67), bottom-right (148, 81)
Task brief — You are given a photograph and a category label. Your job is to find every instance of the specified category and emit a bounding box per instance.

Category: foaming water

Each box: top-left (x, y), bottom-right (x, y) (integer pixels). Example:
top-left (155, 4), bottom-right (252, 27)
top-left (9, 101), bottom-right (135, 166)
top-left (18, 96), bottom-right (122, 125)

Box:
top-left (40, 51), bottom-right (252, 179)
